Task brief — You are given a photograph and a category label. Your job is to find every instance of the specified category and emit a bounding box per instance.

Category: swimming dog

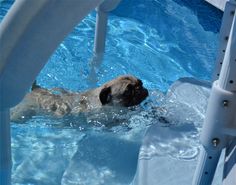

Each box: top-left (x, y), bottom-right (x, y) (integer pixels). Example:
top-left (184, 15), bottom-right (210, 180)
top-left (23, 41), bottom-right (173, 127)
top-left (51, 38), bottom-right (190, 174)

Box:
top-left (10, 75), bottom-right (149, 122)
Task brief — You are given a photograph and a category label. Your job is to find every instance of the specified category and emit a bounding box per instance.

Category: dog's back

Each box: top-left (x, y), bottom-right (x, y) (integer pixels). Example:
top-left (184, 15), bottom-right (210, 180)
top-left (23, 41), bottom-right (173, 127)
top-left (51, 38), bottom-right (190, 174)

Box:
top-left (11, 84), bottom-right (75, 122)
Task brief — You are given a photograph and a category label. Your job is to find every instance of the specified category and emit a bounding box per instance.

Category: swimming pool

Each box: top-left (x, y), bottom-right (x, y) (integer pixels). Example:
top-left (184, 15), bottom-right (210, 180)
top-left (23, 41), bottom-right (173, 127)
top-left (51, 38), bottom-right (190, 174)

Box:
top-left (0, 0), bottom-right (223, 184)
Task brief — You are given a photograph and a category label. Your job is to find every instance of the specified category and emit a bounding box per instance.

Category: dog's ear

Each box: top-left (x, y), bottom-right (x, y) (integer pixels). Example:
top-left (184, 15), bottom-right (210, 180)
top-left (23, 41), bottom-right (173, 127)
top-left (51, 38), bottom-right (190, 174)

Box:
top-left (99, 86), bottom-right (112, 105)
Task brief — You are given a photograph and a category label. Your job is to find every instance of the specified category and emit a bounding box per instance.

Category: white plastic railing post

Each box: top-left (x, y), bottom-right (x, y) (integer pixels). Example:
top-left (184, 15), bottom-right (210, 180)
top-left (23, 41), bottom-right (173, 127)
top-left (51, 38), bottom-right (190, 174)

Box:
top-left (212, 1), bottom-right (236, 81)
top-left (90, 0), bottom-right (121, 86)
top-left (0, 1), bottom-right (106, 184)
top-left (218, 4), bottom-right (236, 91)
top-left (0, 110), bottom-right (11, 185)
top-left (223, 140), bottom-right (236, 185)
top-left (93, 0), bottom-right (121, 54)
top-left (94, 9), bottom-right (108, 54)
top-left (193, 1), bottom-right (236, 185)
top-left (192, 80), bottom-right (234, 185)
top-left (219, 2), bottom-right (236, 184)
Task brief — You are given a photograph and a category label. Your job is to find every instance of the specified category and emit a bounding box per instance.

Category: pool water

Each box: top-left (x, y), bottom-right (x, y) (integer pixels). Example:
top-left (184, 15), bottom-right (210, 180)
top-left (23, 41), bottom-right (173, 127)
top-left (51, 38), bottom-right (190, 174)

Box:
top-left (0, 0), bottom-right (223, 184)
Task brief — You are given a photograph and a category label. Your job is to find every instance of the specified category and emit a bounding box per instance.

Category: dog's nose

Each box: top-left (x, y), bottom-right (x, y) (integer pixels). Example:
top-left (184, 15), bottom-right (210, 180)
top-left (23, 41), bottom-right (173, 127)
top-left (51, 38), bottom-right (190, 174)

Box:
top-left (136, 87), bottom-right (148, 99)
top-left (142, 88), bottom-right (149, 98)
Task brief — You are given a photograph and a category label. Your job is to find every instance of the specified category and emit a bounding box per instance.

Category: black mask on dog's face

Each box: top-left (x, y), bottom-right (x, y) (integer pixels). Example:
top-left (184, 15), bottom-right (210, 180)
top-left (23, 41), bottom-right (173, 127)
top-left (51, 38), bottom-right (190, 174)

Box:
top-left (99, 86), bottom-right (112, 105)
top-left (120, 79), bottom-right (148, 107)
top-left (99, 77), bottom-right (148, 107)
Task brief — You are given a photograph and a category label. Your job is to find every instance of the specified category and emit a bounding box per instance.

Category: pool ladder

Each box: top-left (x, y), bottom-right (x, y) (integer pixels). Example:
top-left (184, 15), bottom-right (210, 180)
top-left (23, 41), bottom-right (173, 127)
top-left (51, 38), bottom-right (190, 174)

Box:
top-left (193, 0), bottom-right (236, 184)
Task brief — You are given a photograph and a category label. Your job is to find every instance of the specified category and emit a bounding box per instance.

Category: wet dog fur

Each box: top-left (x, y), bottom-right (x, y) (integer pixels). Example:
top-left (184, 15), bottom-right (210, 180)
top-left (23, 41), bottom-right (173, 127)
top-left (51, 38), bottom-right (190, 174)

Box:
top-left (10, 75), bottom-right (148, 123)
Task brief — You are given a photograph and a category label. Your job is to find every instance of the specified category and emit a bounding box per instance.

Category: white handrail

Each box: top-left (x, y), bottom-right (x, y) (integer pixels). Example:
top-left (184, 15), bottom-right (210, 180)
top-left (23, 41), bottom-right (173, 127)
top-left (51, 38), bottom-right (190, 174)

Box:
top-left (193, 1), bottom-right (236, 185)
top-left (0, 110), bottom-right (11, 185)
top-left (212, 1), bottom-right (236, 81)
top-left (0, 0), bottom-right (123, 184)
top-left (94, 0), bottom-right (121, 53)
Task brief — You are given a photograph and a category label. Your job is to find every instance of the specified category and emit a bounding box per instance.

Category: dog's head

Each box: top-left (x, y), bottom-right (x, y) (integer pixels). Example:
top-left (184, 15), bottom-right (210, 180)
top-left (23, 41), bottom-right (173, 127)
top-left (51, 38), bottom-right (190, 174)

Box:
top-left (99, 75), bottom-right (148, 107)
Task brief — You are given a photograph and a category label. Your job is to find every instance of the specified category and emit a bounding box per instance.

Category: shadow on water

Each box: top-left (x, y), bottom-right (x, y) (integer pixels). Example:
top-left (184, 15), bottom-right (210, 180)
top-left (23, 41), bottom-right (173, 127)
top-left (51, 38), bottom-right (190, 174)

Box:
top-left (172, 0), bottom-right (223, 33)
top-left (112, 0), bottom-right (223, 33)
top-left (62, 132), bottom-right (141, 185)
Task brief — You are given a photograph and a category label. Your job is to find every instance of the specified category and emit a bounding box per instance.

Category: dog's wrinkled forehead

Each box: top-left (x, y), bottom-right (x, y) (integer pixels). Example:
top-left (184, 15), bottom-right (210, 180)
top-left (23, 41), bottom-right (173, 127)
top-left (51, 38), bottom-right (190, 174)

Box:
top-left (106, 76), bottom-right (141, 92)
top-left (118, 76), bottom-right (142, 84)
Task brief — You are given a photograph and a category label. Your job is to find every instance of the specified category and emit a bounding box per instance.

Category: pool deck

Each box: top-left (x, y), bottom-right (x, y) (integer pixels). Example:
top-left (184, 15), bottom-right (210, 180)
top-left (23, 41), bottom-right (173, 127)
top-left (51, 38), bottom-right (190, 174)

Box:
top-left (205, 0), bottom-right (227, 11)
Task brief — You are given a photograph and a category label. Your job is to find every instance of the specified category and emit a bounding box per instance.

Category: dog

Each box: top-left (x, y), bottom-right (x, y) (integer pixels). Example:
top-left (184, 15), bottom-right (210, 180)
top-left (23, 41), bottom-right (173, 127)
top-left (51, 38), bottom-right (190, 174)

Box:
top-left (10, 75), bottom-right (149, 123)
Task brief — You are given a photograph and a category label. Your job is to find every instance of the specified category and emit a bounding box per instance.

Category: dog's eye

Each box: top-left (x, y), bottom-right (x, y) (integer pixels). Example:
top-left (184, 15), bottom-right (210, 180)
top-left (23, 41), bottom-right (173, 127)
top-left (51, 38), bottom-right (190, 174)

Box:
top-left (124, 89), bottom-right (131, 97)
top-left (135, 86), bottom-right (141, 90)
top-left (124, 84), bottom-right (133, 97)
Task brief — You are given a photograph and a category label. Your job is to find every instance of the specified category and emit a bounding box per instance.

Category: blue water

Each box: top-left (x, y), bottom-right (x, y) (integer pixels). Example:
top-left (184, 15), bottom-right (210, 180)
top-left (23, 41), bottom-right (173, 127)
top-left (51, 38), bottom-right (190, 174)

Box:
top-left (0, 0), bottom-right (223, 184)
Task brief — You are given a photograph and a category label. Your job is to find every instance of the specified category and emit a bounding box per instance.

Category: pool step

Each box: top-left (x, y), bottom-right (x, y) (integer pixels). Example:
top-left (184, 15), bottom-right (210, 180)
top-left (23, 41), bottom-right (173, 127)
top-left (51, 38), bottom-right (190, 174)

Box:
top-left (205, 0), bottom-right (227, 11)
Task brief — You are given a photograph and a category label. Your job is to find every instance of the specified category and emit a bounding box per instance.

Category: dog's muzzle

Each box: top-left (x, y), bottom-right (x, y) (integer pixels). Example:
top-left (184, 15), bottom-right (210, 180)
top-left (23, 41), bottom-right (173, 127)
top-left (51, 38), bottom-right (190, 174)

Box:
top-left (123, 87), bottom-right (149, 107)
